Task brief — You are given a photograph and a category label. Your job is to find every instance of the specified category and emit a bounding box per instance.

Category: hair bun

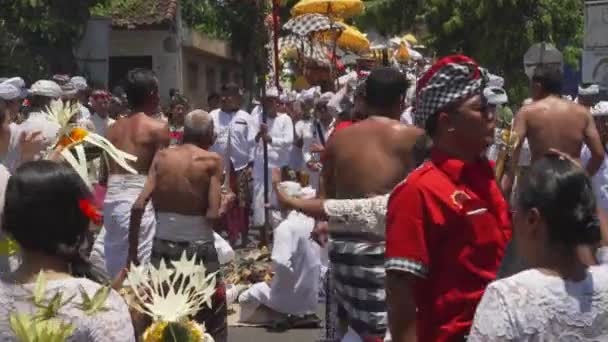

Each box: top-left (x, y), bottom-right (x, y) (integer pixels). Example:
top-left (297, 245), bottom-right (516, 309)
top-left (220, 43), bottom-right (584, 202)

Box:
top-left (575, 216), bottom-right (602, 245)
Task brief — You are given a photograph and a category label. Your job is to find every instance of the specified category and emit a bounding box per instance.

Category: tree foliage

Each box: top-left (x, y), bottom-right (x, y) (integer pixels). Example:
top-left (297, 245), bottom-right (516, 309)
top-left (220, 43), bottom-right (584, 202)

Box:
top-left (0, 0), bottom-right (103, 79)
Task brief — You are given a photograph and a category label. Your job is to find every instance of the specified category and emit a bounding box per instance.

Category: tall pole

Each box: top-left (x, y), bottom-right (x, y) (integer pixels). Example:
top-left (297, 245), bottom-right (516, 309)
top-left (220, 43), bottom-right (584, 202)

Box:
top-left (272, 0), bottom-right (281, 91)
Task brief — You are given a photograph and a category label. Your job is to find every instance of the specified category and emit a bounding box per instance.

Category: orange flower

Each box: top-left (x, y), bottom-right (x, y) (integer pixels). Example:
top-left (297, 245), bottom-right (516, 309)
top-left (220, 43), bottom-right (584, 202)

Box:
top-left (57, 127), bottom-right (89, 148)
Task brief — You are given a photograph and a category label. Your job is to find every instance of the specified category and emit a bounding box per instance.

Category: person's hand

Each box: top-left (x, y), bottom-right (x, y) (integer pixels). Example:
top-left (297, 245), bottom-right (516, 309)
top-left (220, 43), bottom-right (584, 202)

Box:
top-left (262, 134), bottom-right (272, 144)
top-left (547, 148), bottom-right (582, 168)
top-left (260, 123), bottom-right (269, 135)
top-left (19, 130), bottom-right (44, 162)
top-left (311, 221), bottom-right (329, 247)
top-left (310, 143), bottom-right (325, 153)
top-left (307, 161), bottom-right (321, 172)
top-left (111, 267), bottom-right (129, 291)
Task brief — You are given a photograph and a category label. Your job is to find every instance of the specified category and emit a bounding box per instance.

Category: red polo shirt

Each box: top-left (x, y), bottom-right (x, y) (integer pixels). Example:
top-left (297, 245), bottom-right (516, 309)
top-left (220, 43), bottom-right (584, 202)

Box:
top-left (385, 149), bottom-right (511, 342)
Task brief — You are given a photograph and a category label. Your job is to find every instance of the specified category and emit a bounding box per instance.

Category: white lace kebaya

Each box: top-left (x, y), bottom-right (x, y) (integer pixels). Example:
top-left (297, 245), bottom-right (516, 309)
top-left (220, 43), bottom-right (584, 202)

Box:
top-left (469, 265), bottom-right (608, 341)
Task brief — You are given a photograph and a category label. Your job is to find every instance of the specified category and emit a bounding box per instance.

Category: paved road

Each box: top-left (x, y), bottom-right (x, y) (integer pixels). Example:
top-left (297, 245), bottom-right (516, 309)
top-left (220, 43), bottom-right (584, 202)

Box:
top-left (229, 326), bottom-right (319, 342)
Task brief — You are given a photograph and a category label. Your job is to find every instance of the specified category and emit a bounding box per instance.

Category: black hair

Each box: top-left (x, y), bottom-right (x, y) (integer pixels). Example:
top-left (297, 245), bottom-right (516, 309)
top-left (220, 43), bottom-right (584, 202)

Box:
top-left (532, 65), bottom-right (563, 95)
top-left (29, 95), bottom-right (52, 109)
top-left (170, 92), bottom-right (189, 109)
top-left (365, 67), bottom-right (408, 111)
top-left (221, 83), bottom-right (241, 97)
top-left (208, 92), bottom-right (220, 103)
top-left (124, 68), bottom-right (158, 109)
top-left (516, 154), bottom-right (601, 246)
top-left (4, 161), bottom-right (98, 279)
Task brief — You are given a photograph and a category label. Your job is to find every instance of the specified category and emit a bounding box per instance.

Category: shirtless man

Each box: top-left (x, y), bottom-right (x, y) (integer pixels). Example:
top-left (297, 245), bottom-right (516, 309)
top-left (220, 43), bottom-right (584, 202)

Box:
top-left (320, 67), bottom-right (424, 341)
top-left (502, 65), bottom-right (604, 199)
top-left (102, 68), bottom-right (170, 278)
top-left (128, 110), bottom-right (226, 341)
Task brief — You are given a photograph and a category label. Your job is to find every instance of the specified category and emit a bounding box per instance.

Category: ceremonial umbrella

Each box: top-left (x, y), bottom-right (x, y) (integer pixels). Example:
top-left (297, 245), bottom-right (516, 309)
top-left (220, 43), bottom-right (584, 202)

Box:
top-left (291, 0), bottom-right (365, 19)
top-left (283, 13), bottom-right (342, 37)
top-left (315, 22), bottom-right (370, 53)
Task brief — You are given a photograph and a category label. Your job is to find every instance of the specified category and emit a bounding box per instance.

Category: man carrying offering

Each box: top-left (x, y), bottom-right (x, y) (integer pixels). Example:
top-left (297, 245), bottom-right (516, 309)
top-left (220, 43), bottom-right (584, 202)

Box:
top-left (103, 68), bottom-right (170, 278)
top-left (385, 55), bottom-right (511, 342)
top-left (129, 110), bottom-right (226, 341)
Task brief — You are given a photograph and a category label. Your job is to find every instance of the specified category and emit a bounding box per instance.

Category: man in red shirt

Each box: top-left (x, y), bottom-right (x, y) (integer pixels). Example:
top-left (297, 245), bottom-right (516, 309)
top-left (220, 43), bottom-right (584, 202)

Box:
top-left (385, 55), bottom-right (512, 342)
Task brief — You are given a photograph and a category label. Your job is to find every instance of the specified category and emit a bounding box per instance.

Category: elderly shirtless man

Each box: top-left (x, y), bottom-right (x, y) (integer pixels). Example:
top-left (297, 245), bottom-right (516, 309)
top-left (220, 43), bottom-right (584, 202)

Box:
top-left (502, 65), bottom-right (604, 199)
top-left (128, 110), bottom-right (226, 341)
top-left (102, 68), bottom-right (170, 278)
top-left (320, 68), bottom-right (424, 341)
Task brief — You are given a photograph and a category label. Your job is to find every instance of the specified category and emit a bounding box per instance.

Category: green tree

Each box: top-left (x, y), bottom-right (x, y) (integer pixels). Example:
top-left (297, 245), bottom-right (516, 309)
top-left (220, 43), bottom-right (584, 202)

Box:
top-left (1, 0), bottom-right (103, 79)
top-left (356, 0), bottom-right (425, 37)
top-left (423, 0), bottom-right (583, 104)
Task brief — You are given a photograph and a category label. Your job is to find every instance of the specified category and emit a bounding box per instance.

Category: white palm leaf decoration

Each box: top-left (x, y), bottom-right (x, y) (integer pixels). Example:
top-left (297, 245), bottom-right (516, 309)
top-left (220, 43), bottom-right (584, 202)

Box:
top-left (125, 251), bottom-right (218, 323)
top-left (42, 99), bottom-right (138, 187)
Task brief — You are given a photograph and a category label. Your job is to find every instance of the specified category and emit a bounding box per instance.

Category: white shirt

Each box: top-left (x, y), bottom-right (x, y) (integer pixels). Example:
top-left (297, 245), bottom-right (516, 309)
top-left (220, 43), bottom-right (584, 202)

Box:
top-left (290, 119), bottom-right (310, 171)
top-left (89, 114), bottom-right (115, 137)
top-left (79, 104), bottom-right (91, 121)
top-left (302, 119), bottom-right (331, 164)
top-left (251, 112), bottom-right (294, 168)
top-left (209, 109), bottom-right (255, 171)
top-left (469, 267), bottom-right (608, 341)
top-left (581, 145), bottom-right (608, 210)
top-left (4, 111), bottom-right (60, 172)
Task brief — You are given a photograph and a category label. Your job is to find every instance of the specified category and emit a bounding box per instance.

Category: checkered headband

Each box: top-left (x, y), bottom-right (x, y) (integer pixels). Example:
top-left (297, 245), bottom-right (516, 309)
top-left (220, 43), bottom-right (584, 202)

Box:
top-left (414, 55), bottom-right (488, 128)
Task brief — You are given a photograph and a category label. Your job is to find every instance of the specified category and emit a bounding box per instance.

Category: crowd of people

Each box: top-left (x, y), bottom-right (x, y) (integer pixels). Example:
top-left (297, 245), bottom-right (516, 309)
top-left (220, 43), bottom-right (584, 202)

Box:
top-left (0, 52), bottom-right (607, 342)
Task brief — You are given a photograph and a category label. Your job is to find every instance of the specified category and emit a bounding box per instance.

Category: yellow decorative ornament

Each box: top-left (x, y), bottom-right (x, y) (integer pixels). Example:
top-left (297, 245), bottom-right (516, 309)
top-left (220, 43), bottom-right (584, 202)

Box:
top-left (291, 0), bottom-right (364, 18)
top-left (396, 42), bottom-right (410, 62)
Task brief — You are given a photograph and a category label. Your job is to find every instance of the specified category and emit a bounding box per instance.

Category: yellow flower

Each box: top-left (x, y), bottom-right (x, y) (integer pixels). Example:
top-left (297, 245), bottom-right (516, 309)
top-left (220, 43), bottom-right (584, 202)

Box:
top-left (143, 321), bottom-right (168, 342)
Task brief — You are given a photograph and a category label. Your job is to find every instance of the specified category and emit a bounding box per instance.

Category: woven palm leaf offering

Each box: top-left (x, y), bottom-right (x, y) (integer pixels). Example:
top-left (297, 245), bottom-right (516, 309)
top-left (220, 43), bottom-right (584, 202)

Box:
top-left (122, 252), bottom-right (217, 342)
top-left (42, 99), bottom-right (137, 189)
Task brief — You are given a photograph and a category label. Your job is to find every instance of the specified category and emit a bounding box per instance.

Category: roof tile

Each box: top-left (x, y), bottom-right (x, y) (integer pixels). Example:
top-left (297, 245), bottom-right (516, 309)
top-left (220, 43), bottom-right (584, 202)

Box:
top-left (111, 0), bottom-right (178, 28)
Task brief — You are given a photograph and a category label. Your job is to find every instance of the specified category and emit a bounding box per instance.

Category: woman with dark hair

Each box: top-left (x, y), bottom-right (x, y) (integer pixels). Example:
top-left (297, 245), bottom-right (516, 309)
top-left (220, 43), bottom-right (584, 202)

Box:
top-left (469, 152), bottom-right (608, 340)
top-left (0, 161), bottom-right (134, 341)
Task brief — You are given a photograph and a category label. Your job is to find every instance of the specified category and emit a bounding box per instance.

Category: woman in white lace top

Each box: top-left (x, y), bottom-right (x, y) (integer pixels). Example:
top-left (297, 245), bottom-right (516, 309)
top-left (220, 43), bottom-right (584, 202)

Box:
top-left (0, 161), bottom-right (134, 341)
top-left (469, 153), bottom-right (608, 341)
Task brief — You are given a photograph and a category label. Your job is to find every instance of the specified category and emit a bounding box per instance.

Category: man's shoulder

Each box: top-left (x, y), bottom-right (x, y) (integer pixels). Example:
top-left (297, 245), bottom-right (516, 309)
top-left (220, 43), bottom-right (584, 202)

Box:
top-left (390, 162), bottom-right (437, 196)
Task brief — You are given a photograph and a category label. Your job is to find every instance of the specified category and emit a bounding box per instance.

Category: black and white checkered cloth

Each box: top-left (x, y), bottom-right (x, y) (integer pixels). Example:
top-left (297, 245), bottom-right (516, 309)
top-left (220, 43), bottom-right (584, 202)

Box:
top-left (415, 55), bottom-right (489, 128)
top-left (273, 35), bottom-right (331, 65)
top-left (283, 13), bottom-right (342, 37)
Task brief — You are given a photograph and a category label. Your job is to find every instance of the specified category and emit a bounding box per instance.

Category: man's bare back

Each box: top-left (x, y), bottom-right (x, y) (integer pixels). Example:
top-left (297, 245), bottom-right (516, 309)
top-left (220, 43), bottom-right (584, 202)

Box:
top-left (518, 96), bottom-right (597, 162)
top-left (106, 112), bottom-right (170, 174)
top-left (323, 117), bottom-right (424, 199)
top-left (503, 95), bottom-right (604, 197)
top-left (151, 145), bottom-right (223, 217)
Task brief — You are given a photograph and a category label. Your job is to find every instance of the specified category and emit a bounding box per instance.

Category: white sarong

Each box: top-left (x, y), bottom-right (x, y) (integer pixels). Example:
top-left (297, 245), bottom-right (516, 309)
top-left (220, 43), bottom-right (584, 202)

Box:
top-left (103, 174), bottom-right (155, 278)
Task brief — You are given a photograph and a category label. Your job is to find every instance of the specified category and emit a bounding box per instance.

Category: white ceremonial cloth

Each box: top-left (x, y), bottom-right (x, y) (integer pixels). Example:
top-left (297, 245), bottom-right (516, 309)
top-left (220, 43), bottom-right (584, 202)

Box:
top-left (209, 109), bottom-right (255, 171)
top-left (239, 211), bottom-right (322, 317)
top-left (251, 113), bottom-right (294, 226)
top-left (581, 144), bottom-right (608, 210)
top-left (103, 174), bottom-right (155, 278)
top-left (155, 212), bottom-right (214, 243)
